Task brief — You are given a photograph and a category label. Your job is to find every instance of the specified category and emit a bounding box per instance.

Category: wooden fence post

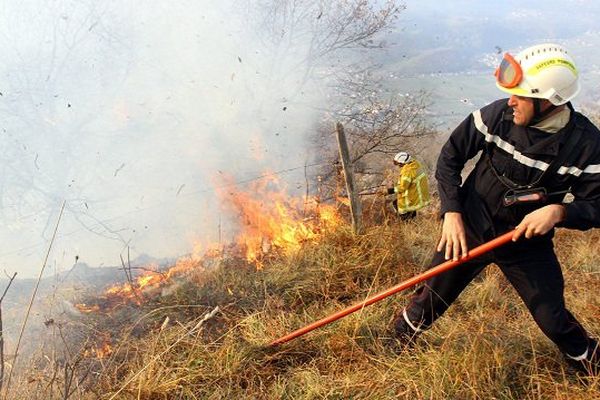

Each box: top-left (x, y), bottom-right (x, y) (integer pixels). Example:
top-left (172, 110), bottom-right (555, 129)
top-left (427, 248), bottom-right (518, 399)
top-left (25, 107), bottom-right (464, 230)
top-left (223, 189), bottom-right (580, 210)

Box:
top-left (335, 122), bottom-right (363, 234)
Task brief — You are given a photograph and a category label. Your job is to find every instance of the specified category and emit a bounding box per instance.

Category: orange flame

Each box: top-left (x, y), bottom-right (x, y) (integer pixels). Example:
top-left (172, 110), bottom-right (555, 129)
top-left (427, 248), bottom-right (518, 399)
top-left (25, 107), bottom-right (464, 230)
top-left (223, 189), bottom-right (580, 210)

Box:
top-left (74, 171), bottom-right (341, 312)
top-left (216, 173), bottom-right (340, 267)
top-left (75, 303), bottom-right (100, 313)
top-left (84, 338), bottom-right (113, 359)
top-left (103, 266), bottom-right (165, 303)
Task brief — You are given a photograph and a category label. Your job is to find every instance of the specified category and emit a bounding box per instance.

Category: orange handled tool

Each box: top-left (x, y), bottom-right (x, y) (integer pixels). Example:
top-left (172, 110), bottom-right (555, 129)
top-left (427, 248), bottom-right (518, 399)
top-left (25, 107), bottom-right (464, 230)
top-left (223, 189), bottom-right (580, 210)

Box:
top-left (270, 230), bottom-right (515, 346)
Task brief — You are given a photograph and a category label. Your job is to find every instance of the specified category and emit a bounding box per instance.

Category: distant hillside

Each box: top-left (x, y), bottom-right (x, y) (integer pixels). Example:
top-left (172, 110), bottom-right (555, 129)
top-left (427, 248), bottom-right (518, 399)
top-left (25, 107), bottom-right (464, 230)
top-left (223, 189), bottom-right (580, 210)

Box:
top-left (374, 3), bottom-right (600, 128)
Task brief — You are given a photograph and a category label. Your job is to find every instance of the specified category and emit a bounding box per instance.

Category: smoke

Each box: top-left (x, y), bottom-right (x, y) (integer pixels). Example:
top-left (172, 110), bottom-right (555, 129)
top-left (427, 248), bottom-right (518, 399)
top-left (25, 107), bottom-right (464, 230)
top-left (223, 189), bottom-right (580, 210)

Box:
top-left (3, 0), bottom-right (600, 278)
top-left (0, 1), bottom-right (334, 278)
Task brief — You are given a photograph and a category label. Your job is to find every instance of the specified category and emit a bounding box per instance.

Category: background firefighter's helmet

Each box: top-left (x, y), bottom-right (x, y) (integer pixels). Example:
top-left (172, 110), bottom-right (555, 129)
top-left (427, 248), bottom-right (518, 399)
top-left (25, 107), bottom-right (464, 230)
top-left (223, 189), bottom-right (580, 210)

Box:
top-left (496, 43), bottom-right (580, 106)
top-left (393, 152), bottom-right (412, 164)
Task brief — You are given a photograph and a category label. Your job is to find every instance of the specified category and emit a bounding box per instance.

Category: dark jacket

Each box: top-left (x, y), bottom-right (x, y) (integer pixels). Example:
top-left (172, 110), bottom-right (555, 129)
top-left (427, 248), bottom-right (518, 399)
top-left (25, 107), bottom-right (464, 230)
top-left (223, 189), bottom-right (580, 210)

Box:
top-left (436, 98), bottom-right (600, 237)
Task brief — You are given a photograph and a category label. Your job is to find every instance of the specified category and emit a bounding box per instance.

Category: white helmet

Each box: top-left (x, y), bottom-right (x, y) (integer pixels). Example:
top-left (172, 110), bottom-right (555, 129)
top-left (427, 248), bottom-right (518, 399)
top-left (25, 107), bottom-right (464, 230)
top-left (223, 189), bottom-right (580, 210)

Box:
top-left (495, 43), bottom-right (580, 105)
top-left (393, 152), bottom-right (412, 164)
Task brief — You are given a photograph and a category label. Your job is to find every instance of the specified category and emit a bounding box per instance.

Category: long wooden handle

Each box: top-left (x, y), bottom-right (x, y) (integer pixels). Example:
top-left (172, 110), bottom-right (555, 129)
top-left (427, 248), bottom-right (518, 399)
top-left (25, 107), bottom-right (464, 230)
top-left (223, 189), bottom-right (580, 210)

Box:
top-left (270, 230), bottom-right (515, 346)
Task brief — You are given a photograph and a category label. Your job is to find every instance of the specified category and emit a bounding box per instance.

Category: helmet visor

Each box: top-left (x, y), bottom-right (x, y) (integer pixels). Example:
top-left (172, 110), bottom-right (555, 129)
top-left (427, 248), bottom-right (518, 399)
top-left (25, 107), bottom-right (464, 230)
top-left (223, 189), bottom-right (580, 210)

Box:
top-left (495, 53), bottom-right (523, 88)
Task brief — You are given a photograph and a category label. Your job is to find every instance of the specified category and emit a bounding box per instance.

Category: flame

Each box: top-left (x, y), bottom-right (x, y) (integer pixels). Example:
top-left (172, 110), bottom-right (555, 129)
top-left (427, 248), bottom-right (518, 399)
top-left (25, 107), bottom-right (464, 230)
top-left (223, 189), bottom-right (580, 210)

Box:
top-left (94, 342), bottom-right (113, 358)
top-left (75, 303), bottom-right (100, 313)
top-left (103, 267), bottom-right (164, 302)
top-left (74, 171), bottom-right (341, 312)
top-left (73, 253), bottom-right (217, 313)
top-left (84, 337), bottom-right (113, 359)
top-left (336, 196), bottom-right (351, 207)
top-left (217, 173), bottom-right (341, 267)
top-left (75, 271), bottom-right (171, 312)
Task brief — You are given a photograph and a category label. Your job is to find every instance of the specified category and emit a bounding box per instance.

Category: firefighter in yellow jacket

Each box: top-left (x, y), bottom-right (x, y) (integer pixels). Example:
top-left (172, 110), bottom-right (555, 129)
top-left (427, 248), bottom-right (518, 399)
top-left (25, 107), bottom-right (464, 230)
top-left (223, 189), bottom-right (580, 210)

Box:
top-left (385, 152), bottom-right (430, 220)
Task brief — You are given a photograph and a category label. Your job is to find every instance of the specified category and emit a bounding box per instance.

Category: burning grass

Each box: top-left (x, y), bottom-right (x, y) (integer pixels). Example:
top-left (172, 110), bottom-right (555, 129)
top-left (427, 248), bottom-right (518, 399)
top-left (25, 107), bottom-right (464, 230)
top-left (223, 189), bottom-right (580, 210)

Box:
top-left (9, 201), bottom-right (600, 399)
top-left (216, 173), bottom-right (342, 268)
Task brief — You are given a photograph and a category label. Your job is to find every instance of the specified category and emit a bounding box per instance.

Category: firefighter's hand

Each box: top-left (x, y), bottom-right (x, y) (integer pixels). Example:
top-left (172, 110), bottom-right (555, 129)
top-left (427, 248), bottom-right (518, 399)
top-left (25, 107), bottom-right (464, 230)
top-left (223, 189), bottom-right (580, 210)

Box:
top-left (437, 212), bottom-right (468, 261)
top-left (512, 204), bottom-right (566, 241)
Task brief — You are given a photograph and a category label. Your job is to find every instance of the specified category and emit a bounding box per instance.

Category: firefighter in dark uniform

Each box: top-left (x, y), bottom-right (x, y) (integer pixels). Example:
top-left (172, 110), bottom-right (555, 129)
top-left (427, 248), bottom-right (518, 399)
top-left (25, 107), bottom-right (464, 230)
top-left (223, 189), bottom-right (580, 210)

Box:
top-left (393, 43), bottom-right (600, 374)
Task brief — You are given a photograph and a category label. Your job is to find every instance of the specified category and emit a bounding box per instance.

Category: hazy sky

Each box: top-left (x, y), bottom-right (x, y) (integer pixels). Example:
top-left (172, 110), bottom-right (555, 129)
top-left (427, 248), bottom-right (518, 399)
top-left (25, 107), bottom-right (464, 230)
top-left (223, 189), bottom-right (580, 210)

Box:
top-left (1, 0), bottom-right (599, 278)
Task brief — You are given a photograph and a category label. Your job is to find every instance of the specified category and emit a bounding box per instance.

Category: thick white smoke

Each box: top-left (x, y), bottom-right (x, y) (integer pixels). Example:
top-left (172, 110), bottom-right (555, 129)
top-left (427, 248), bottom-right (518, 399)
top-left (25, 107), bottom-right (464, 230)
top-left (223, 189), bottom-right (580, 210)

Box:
top-left (0, 1), bottom-right (333, 277)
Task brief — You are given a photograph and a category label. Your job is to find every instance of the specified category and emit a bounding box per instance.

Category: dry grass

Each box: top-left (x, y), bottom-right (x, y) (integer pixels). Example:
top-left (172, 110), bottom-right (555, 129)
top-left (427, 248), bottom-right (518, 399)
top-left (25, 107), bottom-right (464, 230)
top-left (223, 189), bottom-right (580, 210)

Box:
top-left (9, 210), bottom-right (600, 399)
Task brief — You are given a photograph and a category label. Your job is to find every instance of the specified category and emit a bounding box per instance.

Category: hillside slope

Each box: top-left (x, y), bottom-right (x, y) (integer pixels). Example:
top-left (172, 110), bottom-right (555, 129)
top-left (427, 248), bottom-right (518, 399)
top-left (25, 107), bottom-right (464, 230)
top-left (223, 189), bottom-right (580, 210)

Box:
top-left (10, 213), bottom-right (600, 399)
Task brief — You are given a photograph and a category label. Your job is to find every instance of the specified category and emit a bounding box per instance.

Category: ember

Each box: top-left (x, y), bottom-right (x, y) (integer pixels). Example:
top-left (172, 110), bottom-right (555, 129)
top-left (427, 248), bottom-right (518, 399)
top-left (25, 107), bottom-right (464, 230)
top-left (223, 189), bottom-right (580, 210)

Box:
top-left (84, 337), bottom-right (113, 359)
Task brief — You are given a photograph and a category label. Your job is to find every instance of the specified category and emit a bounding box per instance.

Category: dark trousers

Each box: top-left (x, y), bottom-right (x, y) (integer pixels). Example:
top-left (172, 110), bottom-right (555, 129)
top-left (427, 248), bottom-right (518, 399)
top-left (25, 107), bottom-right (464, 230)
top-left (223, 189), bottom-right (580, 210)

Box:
top-left (403, 224), bottom-right (590, 357)
top-left (392, 200), bottom-right (417, 221)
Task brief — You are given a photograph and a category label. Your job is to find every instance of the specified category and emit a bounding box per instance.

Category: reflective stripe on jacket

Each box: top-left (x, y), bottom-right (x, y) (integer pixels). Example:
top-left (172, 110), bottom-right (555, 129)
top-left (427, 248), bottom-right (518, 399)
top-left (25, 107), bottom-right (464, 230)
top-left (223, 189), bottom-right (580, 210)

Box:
top-left (436, 98), bottom-right (600, 234)
top-left (395, 159), bottom-right (430, 214)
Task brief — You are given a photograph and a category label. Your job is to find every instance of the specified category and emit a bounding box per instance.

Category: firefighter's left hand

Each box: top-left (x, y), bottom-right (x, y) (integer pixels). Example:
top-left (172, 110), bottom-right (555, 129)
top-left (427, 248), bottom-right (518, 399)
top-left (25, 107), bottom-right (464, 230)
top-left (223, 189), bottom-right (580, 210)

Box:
top-left (512, 204), bottom-right (566, 241)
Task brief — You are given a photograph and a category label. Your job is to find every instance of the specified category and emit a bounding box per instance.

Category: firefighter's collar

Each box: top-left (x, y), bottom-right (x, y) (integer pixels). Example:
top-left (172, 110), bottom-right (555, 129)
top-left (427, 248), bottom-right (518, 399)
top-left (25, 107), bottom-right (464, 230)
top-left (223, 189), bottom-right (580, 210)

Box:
top-left (530, 106), bottom-right (571, 134)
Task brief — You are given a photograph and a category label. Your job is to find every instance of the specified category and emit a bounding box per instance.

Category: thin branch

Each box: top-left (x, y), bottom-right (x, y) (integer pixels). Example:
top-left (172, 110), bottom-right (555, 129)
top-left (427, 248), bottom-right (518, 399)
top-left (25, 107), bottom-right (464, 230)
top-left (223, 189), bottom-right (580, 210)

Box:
top-left (0, 273), bottom-right (17, 304)
top-left (3, 200), bottom-right (66, 398)
top-left (0, 272), bottom-right (17, 394)
top-left (119, 248), bottom-right (145, 304)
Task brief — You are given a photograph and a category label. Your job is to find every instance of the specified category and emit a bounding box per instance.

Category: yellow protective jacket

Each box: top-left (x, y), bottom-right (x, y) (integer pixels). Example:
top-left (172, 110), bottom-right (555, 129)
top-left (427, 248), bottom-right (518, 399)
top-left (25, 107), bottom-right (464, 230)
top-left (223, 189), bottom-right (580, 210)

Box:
top-left (394, 159), bottom-right (430, 214)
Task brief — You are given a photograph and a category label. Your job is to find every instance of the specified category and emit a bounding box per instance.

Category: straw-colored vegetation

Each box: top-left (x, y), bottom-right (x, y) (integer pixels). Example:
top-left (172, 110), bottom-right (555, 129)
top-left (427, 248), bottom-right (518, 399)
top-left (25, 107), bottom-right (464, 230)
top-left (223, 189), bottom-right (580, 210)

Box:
top-left (9, 205), bottom-right (600, 399)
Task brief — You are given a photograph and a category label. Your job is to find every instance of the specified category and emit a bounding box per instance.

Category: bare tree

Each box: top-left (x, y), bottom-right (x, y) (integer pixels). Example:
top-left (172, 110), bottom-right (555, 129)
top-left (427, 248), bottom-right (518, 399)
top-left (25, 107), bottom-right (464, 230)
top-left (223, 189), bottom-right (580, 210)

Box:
top-left (335, 70), bottom-right (435, 165)
top-left (240, 1), bottom-right (418, 200)
top-left (310, 62), bottom-right (436, 201)
top-left (234, 0), bottom-right (406, 123)
top-left (0, 1), bottom-right (133, 243)
top-left (248, 0), bottom-right (404, 74)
